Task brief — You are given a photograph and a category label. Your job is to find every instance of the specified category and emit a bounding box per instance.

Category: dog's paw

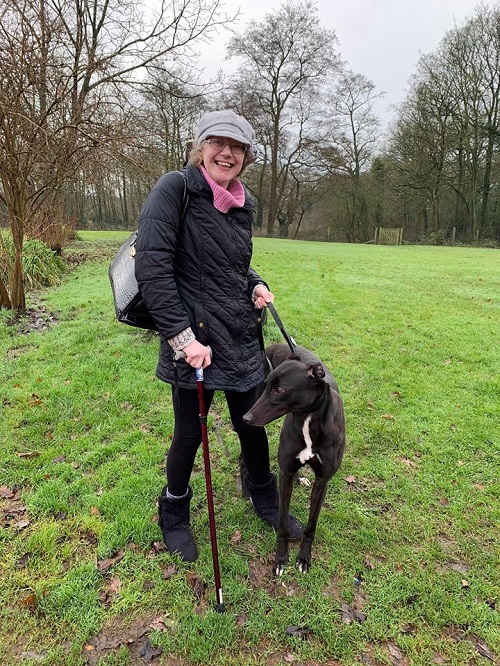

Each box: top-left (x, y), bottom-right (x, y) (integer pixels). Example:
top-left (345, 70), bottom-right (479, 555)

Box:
top-left (274, 561), bottom-right (286, 576)
top-left (274, 551), bottom-right (289, 576)
top-left (297, 558), bottom-right (311, 574)
top-left (297, 539), bottom-right (312, 573)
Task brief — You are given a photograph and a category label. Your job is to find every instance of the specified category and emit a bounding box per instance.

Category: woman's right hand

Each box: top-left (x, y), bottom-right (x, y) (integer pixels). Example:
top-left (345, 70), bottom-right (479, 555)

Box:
top-left (181, 340), bottom-right (212, 369)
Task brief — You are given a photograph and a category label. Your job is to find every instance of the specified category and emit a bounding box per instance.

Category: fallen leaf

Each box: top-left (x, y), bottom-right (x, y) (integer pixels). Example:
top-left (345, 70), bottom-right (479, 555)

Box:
top-left (186, 572), bottom-right (206, 600)
top-left (468, 635), bottom-right (495, 661)
top-left (150, 541), bottom-right (167, 555)
top-left (235, 613), bottom-right (247, 626)
top-left (142, 579), bottom-right (155, 590)
top-left (139, 638), bottom-right (162, 663)
top-left (0, 486), bottom-right (15, 499)
top-left (149, 614), bottom-right (176, 631)
top-left (97, 550), bottom-right (125, 572)
top-left (343, 475), bottom-right (356, 485)
top-left (16, 451), bottom-right (40, 459)
top-left (20, 592), bottom-right (37, 611)
top-left (108, 576), bottom-right (121, 594)
top-left (298, 476), bottom-right (312, 487)
top-left (341, 602), bottom-right (366, 624)
top-left (461, 579), bottom-right (469, 588)
top-left (14, 519), bottom-right (30, 530)
top-left (90, 506), bottom-right (101, 516)
top-left (16, 552), bottom-right (34, 569)
top-left (230, 529), bottom-right (242, 545)
top-left (386, 641), bottom-right (404, 662)
top-left (381, 413), bottom-right (395, 420)
top-left (364, 556), bottom-right (375, 570)
top-left (281, 581), bottom-right (298, 597)
top-left (285, 625), bottom-right (312, 639)
top-left (399, 458), bottom-right (417, 469)
top-left (161, 563), bottom-right (177, 580)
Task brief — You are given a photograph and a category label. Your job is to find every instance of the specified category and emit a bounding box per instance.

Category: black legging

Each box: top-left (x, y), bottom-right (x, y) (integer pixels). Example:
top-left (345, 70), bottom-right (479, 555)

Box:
top-left (166, 385), bottom-right (271, 496)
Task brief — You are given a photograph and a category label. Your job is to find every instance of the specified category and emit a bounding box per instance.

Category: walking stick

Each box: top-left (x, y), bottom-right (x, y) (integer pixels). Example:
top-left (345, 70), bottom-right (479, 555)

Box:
top-left (174, 347), bottom-right (225, 613)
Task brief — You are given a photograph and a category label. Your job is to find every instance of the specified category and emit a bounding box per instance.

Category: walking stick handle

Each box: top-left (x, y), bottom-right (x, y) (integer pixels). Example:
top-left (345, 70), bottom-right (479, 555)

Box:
top-left (173, 345), bottom-right (212, 362)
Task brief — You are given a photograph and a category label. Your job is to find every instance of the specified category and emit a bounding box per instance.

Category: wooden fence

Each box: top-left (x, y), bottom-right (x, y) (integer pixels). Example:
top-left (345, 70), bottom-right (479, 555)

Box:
top-left (374, 227), bottom-right (404, 245)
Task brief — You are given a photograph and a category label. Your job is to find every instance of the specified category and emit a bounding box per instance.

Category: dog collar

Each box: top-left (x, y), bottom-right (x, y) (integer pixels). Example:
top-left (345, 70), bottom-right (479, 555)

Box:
top-left (301, 384), bottom-right (329, 414)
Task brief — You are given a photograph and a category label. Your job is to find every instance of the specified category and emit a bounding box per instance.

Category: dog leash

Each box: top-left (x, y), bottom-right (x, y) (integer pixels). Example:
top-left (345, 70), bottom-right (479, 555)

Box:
top-left (267, 302), bottom-right (297, 354)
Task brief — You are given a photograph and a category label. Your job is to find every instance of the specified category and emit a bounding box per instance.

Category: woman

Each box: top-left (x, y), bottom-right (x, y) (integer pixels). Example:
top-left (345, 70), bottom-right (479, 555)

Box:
top-left (135, 109), bottom-right (302, 562)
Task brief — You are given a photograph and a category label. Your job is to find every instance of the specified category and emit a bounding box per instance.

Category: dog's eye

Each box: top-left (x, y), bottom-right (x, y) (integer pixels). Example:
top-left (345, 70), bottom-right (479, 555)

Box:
top-left (274, 386), bottom-right (285, 395)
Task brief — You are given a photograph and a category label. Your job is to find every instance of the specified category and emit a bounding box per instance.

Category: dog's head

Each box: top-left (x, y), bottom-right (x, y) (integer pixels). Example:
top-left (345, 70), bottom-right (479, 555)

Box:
top-left (243, 359), bottom-right (327, 426)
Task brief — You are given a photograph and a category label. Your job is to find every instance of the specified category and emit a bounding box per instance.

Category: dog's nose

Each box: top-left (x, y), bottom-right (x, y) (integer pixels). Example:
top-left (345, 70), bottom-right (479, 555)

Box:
top-left (242, 411), bottom-right (253, 424)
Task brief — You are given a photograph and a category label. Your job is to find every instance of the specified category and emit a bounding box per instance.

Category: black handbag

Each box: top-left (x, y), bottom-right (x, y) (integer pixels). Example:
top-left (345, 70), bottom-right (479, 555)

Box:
top-left (109, 171), bottom-right (188, 330)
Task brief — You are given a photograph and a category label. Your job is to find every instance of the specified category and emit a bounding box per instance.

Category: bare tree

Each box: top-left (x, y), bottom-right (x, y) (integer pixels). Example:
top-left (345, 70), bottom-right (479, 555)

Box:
top-left (226, 0), bottom-right (340, 235)
top-left (327, 71), bottom-right (383, 241)
top-left (140, 68), bottom-right (211, 173)
top-left (388, 4), bottom-right (500, 243)
top-left (0, 0), bottom-right (234, 311)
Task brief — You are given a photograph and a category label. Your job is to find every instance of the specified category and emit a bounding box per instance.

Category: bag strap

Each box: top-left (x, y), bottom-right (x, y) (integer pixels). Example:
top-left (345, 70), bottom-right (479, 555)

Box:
top-left (132, 170), bottom-right (189, 247)
top-left (177, 170), bottom-right (189, 220)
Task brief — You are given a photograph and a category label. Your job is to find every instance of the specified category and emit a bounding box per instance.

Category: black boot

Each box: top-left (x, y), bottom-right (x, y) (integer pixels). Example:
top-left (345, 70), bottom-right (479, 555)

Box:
top-left (158, 486), bottom-right (198, 562)
top-left (240, 459), bottom-right (303, 540)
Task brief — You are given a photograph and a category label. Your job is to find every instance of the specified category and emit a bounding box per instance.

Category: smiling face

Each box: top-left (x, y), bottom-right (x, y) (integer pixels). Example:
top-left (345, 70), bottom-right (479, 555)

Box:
top-left (200, 136), bottom-right (247, 188)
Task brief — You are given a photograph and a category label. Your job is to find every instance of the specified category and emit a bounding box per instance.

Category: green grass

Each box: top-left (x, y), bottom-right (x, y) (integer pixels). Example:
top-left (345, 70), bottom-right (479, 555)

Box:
top-left (0, 233), bottom-right (66, 290)
top-left (0, 232), bottom-right (499, 665)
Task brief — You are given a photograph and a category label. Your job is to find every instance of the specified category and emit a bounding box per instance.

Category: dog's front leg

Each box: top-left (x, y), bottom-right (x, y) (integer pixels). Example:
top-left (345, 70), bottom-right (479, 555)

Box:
top-left (297, 477), bottom-right (329, 573)
top-left (274, 470), bottom-right (295, 576)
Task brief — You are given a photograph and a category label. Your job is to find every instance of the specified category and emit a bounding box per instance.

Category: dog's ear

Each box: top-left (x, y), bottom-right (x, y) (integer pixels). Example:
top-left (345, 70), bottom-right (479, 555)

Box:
top-left (307, 363), bottom-right (325, 382)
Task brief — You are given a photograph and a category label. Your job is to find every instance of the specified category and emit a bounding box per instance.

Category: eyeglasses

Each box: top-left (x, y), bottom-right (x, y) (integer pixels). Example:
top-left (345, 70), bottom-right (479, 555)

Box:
top-left (205, 138), bottom-right (247, 155)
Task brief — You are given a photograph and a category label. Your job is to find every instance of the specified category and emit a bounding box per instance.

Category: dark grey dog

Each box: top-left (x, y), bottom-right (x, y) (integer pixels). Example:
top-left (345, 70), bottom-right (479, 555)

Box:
top-left (243, 343), bottom-right (346, 575)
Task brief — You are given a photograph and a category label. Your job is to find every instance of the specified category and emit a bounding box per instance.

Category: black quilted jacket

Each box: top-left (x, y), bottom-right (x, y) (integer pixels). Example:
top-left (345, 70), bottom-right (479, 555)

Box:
top-left (134, 165), bottom-right (266, 391)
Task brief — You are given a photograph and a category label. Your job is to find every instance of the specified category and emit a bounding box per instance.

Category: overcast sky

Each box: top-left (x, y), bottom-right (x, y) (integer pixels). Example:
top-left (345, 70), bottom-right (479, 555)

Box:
top-left (198, 0), bottom-right (490, 132)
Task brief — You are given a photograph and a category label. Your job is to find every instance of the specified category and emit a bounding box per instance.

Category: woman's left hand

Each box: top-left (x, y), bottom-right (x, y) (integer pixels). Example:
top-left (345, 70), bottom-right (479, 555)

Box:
top-left (253, 285), bottom-right (274, 309)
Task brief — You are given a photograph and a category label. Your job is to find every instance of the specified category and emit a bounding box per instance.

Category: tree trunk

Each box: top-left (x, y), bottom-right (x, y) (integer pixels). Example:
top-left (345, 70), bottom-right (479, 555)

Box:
top-left (0, 275), bottom-right (12, 308)
top-left (8, 194), bottom-right (27, 311)
top-left (267, 115), bottom-right (281, 235)
top-left (480, 125), bottom-right (496, 235)
top-left (11, 246), bottom-right (26, 312)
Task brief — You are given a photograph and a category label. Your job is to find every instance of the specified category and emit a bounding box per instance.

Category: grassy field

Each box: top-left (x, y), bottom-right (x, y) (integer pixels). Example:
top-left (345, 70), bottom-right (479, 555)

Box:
top-left (0, 233), bottom-right (499, 666)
